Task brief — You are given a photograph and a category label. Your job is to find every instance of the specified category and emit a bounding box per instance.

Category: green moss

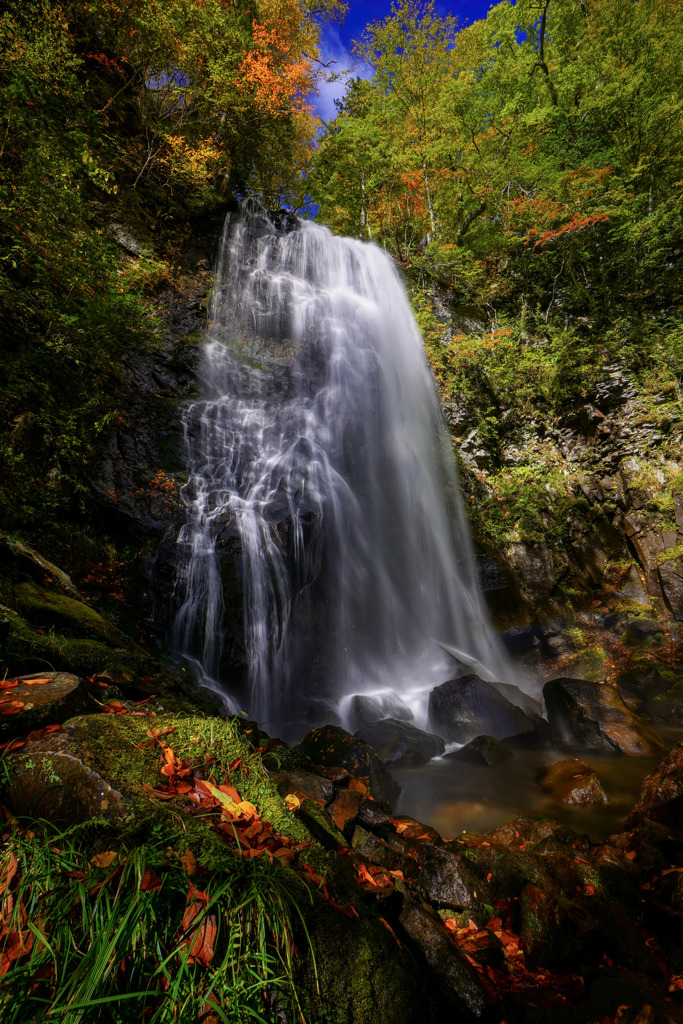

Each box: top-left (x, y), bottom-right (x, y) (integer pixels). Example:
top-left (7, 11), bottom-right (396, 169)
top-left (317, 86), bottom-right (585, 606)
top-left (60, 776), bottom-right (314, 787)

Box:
top-left (658, 544), bottom-right (683, 566)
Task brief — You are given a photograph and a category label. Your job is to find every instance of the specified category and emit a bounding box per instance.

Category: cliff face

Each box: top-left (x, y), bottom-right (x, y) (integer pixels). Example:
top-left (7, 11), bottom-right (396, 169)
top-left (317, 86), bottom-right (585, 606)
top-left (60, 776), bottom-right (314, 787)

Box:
top-left (421, 293), bottom-right (683, 632)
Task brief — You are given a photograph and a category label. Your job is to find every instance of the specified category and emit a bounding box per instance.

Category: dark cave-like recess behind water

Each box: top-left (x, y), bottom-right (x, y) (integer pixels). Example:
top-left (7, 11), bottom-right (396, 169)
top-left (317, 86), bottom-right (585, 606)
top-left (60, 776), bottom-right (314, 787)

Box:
top-left (172, 201), bottom-right (512, 734)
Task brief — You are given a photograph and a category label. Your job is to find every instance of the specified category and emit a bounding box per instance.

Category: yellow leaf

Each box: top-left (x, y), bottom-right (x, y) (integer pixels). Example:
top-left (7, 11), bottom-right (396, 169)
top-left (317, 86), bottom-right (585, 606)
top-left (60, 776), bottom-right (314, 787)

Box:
top-left (285, 793), bottom-right (301, 812)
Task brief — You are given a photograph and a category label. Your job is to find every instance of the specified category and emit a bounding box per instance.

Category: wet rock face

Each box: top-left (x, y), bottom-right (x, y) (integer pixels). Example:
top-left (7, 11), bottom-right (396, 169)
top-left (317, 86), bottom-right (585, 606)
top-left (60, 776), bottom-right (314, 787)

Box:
top-left (347, 692), bottom-right (414, 731)
top-left (428, 675), bottom-right (547, 744)
top-left (296, 724), bottom-right (401, 804)
top-left (658, 556), bottom-right (683, 620)
top-left (536, 759), bottom-right (609, 806)
top-left (354, 718), bottom-right (444, 767)
top-left (543, 677), bottom-right (666, 755)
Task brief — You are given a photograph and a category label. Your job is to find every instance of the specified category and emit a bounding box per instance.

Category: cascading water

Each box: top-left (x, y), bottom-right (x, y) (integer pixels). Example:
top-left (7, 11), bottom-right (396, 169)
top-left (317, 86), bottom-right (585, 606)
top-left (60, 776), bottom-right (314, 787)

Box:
top-left (173, 201), bottom-right (511, 733)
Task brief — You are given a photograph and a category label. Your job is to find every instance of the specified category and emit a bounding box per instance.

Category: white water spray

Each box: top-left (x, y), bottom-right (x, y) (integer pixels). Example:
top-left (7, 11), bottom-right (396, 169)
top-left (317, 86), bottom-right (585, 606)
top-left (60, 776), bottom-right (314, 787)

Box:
top-left (173, 202), bottom-right (510, 730)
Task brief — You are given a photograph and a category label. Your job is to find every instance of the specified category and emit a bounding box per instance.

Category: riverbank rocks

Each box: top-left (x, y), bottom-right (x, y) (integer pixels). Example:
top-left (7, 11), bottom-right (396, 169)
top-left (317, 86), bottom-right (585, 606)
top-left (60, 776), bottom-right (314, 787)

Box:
top-left (536, 759), bottom-right (609, 806)
top-left (625, 742), bottom-right (683, 829)
top-left (296, 724), bottom-right (401, 803)
top-left (428, 674), bottom-right (547, 744)
top-left (543, 677), bottom-right (666, 754)
top-left (354, 718), bottom-right (444, 767)
top-left (444, 734), bottom-right (512, 766)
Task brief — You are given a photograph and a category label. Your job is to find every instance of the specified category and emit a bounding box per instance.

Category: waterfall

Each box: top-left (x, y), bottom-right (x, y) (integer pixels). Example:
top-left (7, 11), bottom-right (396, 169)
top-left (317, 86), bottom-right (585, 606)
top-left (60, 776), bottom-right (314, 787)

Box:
top-left (173, 201), bottom-right (511, 732)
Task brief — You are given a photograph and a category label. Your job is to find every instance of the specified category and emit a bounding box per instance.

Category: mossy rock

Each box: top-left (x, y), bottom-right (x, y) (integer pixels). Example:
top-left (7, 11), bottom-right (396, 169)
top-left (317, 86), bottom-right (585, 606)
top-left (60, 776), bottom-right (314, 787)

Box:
top-left (4, 712), bottom-right (331, 873)
top-left (2, 605), bottom-right (155, 679)
top-left (295, 893), bottom-right (455, 1024)
top-left (9, 580), bottom-right (129, 646)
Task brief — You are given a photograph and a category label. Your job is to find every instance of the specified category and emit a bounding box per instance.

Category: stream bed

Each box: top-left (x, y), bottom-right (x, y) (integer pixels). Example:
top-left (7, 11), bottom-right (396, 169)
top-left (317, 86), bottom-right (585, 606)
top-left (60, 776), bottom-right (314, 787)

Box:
top-left (394, 727), bottom-right (683, 842)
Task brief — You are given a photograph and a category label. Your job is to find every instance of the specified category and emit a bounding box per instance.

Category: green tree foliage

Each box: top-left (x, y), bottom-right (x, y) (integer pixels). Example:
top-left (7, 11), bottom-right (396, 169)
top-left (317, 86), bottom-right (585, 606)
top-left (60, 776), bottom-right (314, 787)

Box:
top-left (0, 0), bottom-right (345, 527)
top-left (310, 0), bottom-right (683, 326)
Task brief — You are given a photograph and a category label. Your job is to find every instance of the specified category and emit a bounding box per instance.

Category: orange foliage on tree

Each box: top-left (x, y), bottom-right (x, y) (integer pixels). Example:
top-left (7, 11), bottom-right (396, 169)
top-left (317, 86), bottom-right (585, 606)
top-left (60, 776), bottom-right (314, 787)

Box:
top-left (238, 18), bottom-right (315, 117)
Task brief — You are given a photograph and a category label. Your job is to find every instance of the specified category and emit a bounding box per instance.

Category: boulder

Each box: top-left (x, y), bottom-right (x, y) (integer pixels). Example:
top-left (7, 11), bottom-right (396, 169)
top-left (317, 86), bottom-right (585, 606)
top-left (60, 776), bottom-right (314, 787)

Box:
top-left (536, 759), bottom-right (609, 806)
top-left (543, 678), bottom-right (666, 755)
top-left (354, 718), bottom-right (444, 767)
top-left (296, 725), bottom-right (400, 804)
top-left (0, 672), bottom-right (90, 737)
top-left (347, 692), bottom-right (414, 731)
top-left (444, 735), bottom-right (512, 767)
top-left (268, 768), bottom-right (333, 807)
top-left (417, 844), bottom-right (487, 908)
top-left (428, 675), bottom-right (546, 744)
top-left (398, 898), bottom-right (491, 1018)
top-left (626, 743), bottom-right (683, 829)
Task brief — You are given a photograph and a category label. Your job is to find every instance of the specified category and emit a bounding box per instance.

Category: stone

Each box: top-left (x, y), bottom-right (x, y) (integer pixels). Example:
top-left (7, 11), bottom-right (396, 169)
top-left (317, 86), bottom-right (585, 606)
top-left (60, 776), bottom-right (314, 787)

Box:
top-left (354, 718), bottom-right (444, 767)
top-left (507, 542), bottom-right (556, 601)
top-left (622, 617), bottom-right (665, 645)
top-left (297, 799), bottom-right (347, 851)
top-left (626, 743), bottom-right (683, 829)
top-left (347, 692), bottom-right (414, 731)
top-left (676, 494), bottom-right (683, 539)
top-left (6, 750), bottom-right (127, 824)
top-left (417, 844), bottom-right (487, 908)
top-left (543, 678), bottom-right (666, 755)
top-left (536, 759), bottom-right (609, 806)
top-left (629, 531), bottom-right (665, 599)
top-left (444, 734), bottom-right (512, 767)
top-left (356, 799), bottom-right (391, 830)
top-left (268, 768), bottom-right (333, 807)
top-left (296, 725), bottom-right (400, 804)
top-left (398, 899), bottom-right (490, 1018)
top-left (327, 788), bottom-right (365, 837)
top-left (571, 538), bottom-right (607, 584)
top-left (351, 826), bottom-right (420, 880)
top-left (428, 675), bottom-right (546, 744)
top-left (619, 564), bottom-right (650, 605)
top-left (658, 556), bottom-right (683, 621)
top-left (0, 672), bottom-right (90, 737)
top-left (0, 531), bottom-right (83, 601)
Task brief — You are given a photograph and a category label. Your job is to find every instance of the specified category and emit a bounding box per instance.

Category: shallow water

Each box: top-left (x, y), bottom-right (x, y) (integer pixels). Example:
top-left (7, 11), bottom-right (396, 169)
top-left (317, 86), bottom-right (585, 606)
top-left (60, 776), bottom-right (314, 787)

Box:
top-left (393, 729), bottom-right (683, 842)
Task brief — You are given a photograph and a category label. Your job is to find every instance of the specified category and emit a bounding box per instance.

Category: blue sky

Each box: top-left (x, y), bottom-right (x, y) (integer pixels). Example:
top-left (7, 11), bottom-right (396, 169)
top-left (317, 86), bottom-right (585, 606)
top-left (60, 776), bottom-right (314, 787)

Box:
top-left (315, 0), bottom-right (496, 121)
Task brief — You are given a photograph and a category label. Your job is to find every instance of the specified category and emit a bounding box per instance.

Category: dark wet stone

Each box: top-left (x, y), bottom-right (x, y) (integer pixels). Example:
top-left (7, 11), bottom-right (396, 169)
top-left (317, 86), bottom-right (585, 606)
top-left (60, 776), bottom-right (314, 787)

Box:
top-left (327, 788), bottom-right (365, 838)
top-left (444, 734), bottom-right (512, 767)
top-left (351, 826), bottom-right (420, 880)
top-left (354, 718), bottom-right (444, 767)
top-left (429, 674), bottom-right (547, 744)
top-left (536, 759), bottom-right (609, 806)
top-left (348, 692), bottom-right (414, 730)
top-left (398, 898), bottom-right (491, 1018)
top-left (543, 677), bottom-right (666, 754)
top-left (296, 725), bottom-right (400, 804)
top-left (268, 768), bottom-right (334, 807)
top-left (626, 743), bottom-right (683, 829)
top-left (418, 844), bottom-right (486, 908)
top-left (356, 799), bottom-right (391, 830)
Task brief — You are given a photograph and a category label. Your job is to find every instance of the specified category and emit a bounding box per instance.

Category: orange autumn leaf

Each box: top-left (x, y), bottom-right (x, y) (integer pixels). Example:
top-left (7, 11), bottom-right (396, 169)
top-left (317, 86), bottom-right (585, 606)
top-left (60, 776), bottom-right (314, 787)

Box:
top-left (181, 884), bottom-right (217, 968)
top-left (284, 793), bottom-right (301, 812)
top-left (91, 851), bottom-right (118, 869)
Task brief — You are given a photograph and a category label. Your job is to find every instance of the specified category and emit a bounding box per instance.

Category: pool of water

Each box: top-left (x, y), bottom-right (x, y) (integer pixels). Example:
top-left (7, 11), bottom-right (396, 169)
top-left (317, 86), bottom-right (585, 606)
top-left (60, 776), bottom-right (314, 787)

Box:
top-left (392, 729), bottom-right (683, 842)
